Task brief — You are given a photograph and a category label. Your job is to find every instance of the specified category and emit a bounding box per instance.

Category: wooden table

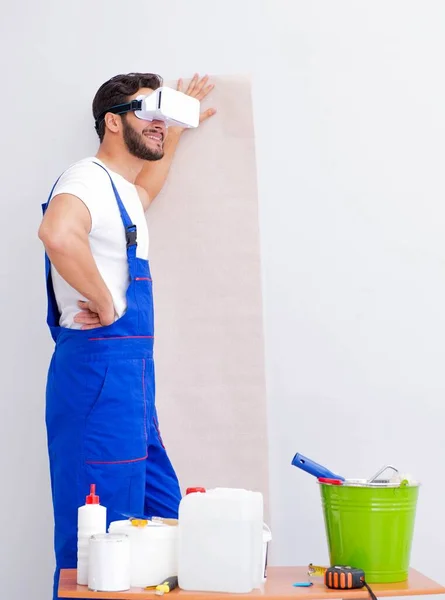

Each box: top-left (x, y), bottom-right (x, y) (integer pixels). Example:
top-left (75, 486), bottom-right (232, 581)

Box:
top-left (58, 567), bottom-right (445, 600)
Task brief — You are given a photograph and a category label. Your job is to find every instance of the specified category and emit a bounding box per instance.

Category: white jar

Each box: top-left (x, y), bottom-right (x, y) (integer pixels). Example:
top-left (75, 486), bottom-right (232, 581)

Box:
top-left (178, 487), bottom-right (264, 593)
top-left (77, 485), bottom-right (107, 585)
top-left (88, 533), bottom-right (130, 592)
top-left (108, 519), bottom-right (178, 587)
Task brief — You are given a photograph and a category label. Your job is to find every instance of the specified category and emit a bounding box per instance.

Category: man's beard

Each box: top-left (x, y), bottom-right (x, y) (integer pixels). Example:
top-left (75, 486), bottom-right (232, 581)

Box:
top-left (122, 118), bottom-right (164, 161)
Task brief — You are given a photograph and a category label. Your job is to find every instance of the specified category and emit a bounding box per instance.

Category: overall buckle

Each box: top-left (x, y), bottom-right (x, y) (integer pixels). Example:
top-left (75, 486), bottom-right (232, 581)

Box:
top-left (126, 224), bottom-right (137, 248)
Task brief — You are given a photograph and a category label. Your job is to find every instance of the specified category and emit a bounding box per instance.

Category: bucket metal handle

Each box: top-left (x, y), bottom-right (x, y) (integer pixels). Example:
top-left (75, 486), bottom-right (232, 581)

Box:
top-left (368, 465), bottom-right (399, 484)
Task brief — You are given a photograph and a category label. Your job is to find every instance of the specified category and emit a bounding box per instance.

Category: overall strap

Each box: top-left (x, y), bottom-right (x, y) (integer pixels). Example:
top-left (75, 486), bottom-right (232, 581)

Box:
top-left (92, 161), bottom-right (138, 263)
top-left (42, 174), bottom-right (63, 215)
top-left (41, 174), bottom-right (65, 336)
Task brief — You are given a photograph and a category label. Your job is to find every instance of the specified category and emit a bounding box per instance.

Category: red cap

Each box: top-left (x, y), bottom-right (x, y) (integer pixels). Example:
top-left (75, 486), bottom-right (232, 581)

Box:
top-left (186, 487), bottom-right (206, 495)
top-left (86, 484), bottom-right (100, 504)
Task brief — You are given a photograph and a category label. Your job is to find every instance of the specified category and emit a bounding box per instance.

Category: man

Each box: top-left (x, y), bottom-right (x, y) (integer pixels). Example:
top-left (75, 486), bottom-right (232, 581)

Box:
top-left (38, 72), bottom-right (215, 598)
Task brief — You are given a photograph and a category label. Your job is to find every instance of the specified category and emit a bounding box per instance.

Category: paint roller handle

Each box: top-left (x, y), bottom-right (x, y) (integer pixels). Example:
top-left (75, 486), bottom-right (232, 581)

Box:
top-left (291, 453), bottom-right (345, 481)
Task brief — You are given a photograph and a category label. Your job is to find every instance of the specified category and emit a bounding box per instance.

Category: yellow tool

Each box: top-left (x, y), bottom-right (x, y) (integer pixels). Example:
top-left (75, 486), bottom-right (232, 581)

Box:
top-left (308, 563), bottom-right (328, 578)
top-left (130, 518), bottom-right (148, 527)
top-left (155, 576), bottom-right (178, 595)
top-left (145, 576), bottom-right (178, 595)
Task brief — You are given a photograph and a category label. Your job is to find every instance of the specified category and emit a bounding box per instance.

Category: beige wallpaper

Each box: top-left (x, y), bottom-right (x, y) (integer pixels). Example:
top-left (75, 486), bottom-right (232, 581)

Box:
top-left (147, 75), bottom-right (269, 513)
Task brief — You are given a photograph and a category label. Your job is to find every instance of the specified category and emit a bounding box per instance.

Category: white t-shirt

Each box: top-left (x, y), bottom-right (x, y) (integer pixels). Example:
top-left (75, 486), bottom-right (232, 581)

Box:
top-left (49, 157), bottom-right (149, 328)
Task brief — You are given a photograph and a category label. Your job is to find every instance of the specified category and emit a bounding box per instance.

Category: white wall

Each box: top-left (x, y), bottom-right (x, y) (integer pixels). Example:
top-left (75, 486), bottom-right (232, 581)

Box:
top-left (2, 1), bottom-right (445, 598)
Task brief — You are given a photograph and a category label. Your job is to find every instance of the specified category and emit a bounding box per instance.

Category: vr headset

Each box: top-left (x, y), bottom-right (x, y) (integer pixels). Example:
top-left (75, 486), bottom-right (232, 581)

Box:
top-left (96, 86), bottom-right (200, 129)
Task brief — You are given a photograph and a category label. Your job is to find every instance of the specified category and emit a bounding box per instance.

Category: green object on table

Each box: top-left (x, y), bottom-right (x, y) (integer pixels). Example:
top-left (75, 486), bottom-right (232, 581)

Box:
top-left (320, 482), bottom-right (419, 583)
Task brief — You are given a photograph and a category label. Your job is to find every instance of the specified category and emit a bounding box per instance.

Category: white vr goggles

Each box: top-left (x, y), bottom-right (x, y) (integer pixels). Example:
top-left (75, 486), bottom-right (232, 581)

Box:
top-left (96, 86), bottom-right (200, 129)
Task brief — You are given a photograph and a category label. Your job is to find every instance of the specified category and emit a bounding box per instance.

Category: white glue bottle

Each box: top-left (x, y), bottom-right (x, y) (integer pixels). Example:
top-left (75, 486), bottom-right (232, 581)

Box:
top-left (77, 484), bottom-right (107, 585)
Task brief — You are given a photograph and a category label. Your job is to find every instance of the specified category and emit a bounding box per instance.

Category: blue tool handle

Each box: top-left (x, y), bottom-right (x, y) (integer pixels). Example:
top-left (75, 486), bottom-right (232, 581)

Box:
top-left (291, 453), bottom-right (345, 481)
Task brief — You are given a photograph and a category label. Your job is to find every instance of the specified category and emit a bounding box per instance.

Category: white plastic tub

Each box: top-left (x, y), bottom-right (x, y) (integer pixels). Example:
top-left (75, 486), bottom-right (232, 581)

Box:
top-left (108, 519), bottom-right (178, 588)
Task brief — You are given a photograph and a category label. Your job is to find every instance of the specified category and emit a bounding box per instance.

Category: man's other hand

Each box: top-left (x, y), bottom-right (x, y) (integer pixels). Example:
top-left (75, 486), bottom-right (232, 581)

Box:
top-left (175, 74), bottom-right (216, 130)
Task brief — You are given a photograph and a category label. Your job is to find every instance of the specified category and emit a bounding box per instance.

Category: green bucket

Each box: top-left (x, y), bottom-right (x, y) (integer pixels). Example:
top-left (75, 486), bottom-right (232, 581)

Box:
top-left (319, 481), bottom-right (419, 583)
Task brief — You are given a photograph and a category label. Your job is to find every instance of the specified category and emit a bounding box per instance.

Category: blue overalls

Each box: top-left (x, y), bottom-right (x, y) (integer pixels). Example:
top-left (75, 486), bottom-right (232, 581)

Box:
top-left (42, 162), bottom-right (182, 599)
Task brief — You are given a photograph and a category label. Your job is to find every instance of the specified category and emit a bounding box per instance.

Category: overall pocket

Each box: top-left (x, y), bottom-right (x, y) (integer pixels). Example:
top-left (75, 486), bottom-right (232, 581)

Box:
top-left (84, 358), bottom-right (148, 464)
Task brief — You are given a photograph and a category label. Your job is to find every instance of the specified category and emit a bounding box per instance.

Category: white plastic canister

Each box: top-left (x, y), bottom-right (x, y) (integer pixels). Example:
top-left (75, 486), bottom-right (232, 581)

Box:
top-left (178, 487), bottom-right (264, 594)
top-left (108, 519), bottom-right (178, 587)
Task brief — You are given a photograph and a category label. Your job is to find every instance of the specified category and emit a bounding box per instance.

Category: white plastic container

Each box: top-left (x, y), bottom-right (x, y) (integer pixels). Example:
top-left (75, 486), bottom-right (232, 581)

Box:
top-left (77, 485), bottom-right (107, 585)
top-left (178, 487), bottom-right (264, 593)
top-left (108, 519), bottom-right (178, 587)
top-left (88, 533), bottom-right (130, 592)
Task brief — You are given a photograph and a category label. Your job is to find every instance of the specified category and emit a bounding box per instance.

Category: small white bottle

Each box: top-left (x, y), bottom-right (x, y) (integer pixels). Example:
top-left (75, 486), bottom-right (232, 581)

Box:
top-left (77, 484), bottom-right (107, 585)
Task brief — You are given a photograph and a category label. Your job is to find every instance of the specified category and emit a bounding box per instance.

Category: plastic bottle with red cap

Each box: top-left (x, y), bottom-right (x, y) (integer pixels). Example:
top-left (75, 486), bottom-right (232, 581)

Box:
top-left (77, 484), bottom-right (107, 585)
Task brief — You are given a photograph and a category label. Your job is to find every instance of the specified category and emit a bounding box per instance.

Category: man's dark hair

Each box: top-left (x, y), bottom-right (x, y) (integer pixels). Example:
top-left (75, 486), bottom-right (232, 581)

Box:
top-left (92, 72), bottom-right (163, 142)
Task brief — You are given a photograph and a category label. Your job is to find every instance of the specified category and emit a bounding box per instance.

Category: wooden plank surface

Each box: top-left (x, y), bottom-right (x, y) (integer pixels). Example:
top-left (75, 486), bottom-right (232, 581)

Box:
top-left (58, 567), bottom-right (445, 600)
